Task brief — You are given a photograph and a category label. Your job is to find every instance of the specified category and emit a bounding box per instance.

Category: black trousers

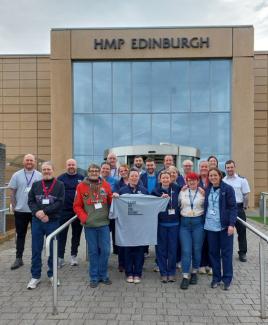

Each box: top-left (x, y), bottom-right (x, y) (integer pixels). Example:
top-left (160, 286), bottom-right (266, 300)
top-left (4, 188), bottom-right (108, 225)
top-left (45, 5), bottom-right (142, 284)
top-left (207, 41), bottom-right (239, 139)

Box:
top-left (109, 219), bottom-right (119, 255)
top-left (14, 211), bottom-right (32, 258)
top-left (235, 204), bottom-right (247, 255)
top-left (58, 214), bottom-right (83, 258)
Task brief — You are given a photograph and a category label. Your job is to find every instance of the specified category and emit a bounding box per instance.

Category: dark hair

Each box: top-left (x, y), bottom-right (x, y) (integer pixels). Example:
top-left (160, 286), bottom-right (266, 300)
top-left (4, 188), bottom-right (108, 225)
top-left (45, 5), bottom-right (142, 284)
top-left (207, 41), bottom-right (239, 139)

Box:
top-left (101, 162), bottom-right (111, 168)
top-left (145, 157), bottom-right (155, 163)
top-left (207, 155), bottom-right (219, 166)
top-left (225, 160), bottom-right (236, 168)
top-left (208, 167), bottom-right (223, 180)
top-left (134, 155), bottom-right (143, 160)
top-left (129, 167), bottom-right (139, 174)
top-left (87, 163), bottom-right (100, 172)
top-left (159, 170), bottom-right (171, 178)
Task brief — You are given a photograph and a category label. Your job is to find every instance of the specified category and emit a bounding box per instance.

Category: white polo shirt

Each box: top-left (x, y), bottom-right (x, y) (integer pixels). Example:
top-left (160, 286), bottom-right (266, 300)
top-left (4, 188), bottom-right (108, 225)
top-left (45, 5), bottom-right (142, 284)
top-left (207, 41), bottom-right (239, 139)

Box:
top-left (223, 173), bottom-right (250, 203)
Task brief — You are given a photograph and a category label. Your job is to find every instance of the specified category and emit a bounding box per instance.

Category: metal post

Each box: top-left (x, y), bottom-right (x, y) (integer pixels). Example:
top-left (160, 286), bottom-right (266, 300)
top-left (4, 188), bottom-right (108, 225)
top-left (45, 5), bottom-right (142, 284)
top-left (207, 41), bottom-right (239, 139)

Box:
top-left (259, 240), bottom-right (266, 319)
top-left (264, 194), bottom-right (267, 225)
top-left (52, 237), bottom-right (58, 315)
top-left (3, 187), bottom-right (6, 233)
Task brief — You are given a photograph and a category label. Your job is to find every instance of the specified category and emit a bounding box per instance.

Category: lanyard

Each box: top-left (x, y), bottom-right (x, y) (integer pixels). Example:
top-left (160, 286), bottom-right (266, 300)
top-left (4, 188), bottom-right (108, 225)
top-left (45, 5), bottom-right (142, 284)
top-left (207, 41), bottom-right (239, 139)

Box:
top-left (88, 179), bottom-right (101, 202)
top-left (210, 187), bottom-right (220, 209)
top-left (189, 189), bottom-right (198, 211)
top-left (169, 188), bottom-right (173, 208)
top-left (24, 170), bottom-right (35, 187)
top-left (42, 178), bottom-right (57, 198)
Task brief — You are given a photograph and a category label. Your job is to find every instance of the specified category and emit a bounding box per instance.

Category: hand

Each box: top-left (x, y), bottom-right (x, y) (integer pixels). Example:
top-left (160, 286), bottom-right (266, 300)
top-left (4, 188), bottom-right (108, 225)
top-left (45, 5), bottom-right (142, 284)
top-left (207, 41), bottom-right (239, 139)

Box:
top-left (36, 210), bottom-right (45, 220)
top-left (112, 193), bottom-right (119, 198)
top-left (41, 215), bottom-right (49, 223)
top-left (227, 226), bottom-right (234, 236)
top-left (161, 193), bottom-right (169, 198)
top-left (198, 187), bottom-right (205, 196)
top-left (181, 185), bottom-right (188, 191)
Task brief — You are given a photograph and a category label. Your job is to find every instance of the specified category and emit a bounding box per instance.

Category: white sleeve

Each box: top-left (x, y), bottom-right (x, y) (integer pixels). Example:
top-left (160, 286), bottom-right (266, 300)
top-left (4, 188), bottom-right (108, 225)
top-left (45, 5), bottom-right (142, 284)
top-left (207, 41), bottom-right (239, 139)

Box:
top-left (241, 178), bottom-right (250, 194)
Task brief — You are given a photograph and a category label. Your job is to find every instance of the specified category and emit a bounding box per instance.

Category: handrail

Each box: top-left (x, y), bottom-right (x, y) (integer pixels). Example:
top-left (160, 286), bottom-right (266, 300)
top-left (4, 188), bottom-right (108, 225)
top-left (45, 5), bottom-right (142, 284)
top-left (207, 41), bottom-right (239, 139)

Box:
top-left (0, 186), bottom-right (10, 233)
top-left (237, 216), bottom-right (268, 319)
top-left (45, 215), bottom-right (77, 315)
top-left (260, 192), bottom-right (268, 225)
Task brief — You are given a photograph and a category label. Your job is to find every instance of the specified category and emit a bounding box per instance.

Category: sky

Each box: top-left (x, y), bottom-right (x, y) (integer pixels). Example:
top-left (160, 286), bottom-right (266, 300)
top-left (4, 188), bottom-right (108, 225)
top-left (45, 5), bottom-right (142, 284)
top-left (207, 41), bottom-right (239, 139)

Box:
top-left (0, 0), bottom-right (267, 54)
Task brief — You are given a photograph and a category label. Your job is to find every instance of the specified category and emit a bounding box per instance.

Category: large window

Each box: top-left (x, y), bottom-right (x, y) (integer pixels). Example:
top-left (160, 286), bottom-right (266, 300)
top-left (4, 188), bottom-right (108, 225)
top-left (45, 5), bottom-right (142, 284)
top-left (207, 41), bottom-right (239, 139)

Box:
top-left (73, 60), bottom-right (231, 169)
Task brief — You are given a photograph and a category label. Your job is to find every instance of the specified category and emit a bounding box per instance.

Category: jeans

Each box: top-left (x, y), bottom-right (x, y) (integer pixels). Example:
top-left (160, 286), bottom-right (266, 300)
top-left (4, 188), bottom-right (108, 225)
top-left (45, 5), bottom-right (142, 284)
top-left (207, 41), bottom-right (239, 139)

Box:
top-left (14, 211), bottom-right (32, 258)
top-left (58, 213), bottom-right (83, 258)
top-left (124, 246), bottom-right (144, 277)
top-left (157, 224), bottom-right (179, 276)
top-left (180, 216), bottom-right (204, 274)
top-left (84, 225), bottom-right (111, 282)
top-left (207, 228), bottom-right (234, 285)
top-left (31, 217), bottom-right (59, 279)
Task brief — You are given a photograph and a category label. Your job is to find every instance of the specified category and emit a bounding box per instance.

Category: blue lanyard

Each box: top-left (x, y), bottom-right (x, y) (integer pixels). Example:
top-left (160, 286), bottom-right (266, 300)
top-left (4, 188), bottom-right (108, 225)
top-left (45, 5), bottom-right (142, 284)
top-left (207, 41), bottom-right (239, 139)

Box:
top-left (189, 189), bottom-right (198, 210)
top-left (24, 170), bottom-right (35, 187)
top-left (210, 188), bottom-right (220, 209)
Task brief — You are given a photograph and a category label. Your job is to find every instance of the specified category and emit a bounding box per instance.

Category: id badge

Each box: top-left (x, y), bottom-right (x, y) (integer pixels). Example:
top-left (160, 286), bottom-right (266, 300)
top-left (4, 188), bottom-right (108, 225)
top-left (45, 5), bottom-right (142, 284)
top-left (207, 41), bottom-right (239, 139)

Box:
top-left (24, 187), bottom-right (31, 193)
top-left (94, 203), bottom-right (102, 209)
top-left (209, 209), bottom-right (216, 216)
top-left (42, 199), bottom-right (50, 205)
top-left (168, 209), bottom-right (175, 215)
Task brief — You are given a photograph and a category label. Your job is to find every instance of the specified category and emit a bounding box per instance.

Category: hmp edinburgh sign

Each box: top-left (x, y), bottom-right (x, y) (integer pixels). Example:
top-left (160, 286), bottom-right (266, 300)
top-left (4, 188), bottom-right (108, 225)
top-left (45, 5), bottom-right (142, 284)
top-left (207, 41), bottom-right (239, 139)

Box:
top-left (93, 37), bottom-right (210, 50)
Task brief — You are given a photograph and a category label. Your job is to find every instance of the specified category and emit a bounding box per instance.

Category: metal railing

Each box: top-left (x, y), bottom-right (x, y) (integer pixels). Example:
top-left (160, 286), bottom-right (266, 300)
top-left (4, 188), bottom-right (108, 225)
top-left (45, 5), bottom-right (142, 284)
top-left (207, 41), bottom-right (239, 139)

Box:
top-left (0, 186), bottom-right (11, 234)
top-left (45, 215), bottom-right (77, 315)
top-left (237, 216), bottom-right (268, 319)
top-left (260, 192), bottom-right (268, 224)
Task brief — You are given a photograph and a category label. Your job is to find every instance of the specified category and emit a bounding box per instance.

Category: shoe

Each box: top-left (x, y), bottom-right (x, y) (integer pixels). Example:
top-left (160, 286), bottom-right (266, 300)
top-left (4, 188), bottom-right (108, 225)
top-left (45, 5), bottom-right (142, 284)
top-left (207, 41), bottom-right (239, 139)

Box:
top-left (168, 276), bottom-right (176, 282)
top-left (118, 266), bottom-right (124, 272)
top-left (58, 258), bottom-right (65, 269)
top-left (101, 278), bottom-right (112, 285)
top-left (211, 281), bottom-right (220, 288)
top-left (176, 262), bottom-right (182, 271)
top-left (223, 283), bottom-right (231, 290)
top-left (133, 276), bottom-right (141, 284)
top-left (49, 277), bottom-right (60, 287)
top-left (199, 267), bottom-right (206, 274)
top-left (11, 258), bottom-right (23, 270)
top-left (180, 277), bottom-right (189, 290)
top-left (153, 264), bottom-right (159, 272)
top-left (144, 252), bottom-right (150, 258)
top-left (70, 255), bottom-right (78, 266)
top-left (161, 276), bottom-right (168, 283)
top-left (89, 281), bottom-right (98, 288)
top-left (126, 276), bottom-right (134, 283)
top-left (239, 253), bottom-right (247, 262)
top-left (189, 273), bottom-right (198, 285)
top-left (27, 278), bottom-right (41, 290)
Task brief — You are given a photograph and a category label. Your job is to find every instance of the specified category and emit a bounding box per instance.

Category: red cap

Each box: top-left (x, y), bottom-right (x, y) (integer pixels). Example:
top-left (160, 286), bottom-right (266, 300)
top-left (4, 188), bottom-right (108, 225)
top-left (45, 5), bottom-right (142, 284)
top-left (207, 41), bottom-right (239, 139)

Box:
top-left (185, 172), bottom-right (199, 181)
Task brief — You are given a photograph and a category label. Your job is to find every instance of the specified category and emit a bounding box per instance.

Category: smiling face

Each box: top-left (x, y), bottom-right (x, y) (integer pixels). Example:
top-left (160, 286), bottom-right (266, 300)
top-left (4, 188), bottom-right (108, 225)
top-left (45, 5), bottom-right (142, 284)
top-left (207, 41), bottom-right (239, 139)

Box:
top-left (107, 153), bottom-right (117, 168)
top-left (208, 157), bottom-right (218, 168)
top-left (23, 154), bottom-right (35, 171)
top-left (167, 167), bottom-right (178, 183)
top-left (66, 159), bottom-right (77, 175)
top-left (100, 164), bottom-right (111, 178)
top-left (42, 163), bottom-right (54, 180)
top-left (164, 155), bottom-right (174, 169)
top-left (146, 161), bottom-right (156, 175)
top-left (160, 173), bottom-right (171, 188)
top-left (119, 166), bottom-right (129, 179)
top-left (128, 170), bottom-right (140, 187)
top-left (134, 157), bottom-right (143, 169)
top-left (208, 169), bottom-right (221, 187)
top-left (187, 178), bottom-right (198, 190)
top-left (199, 161), bottom-right (209, 177)
top-left (183, 160), bottom-right (193, 174)
top-left (225, 162), bottom-right (235, 177)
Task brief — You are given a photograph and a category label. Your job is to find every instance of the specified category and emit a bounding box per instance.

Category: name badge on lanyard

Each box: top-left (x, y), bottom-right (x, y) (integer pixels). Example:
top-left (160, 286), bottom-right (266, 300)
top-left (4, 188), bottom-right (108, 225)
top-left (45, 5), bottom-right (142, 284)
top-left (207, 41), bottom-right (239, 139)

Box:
top-left (94, 203), bottom-right (102, 209)
top-left (168, 209), bottom-right (175, 215)
top-left (42, 198), bottom-right (50, 205)
top-left (24, 170), bottom-right (35, 193)
top-left (42, 178), bottom-right (56, 206)
top-left (24, 187), bottom-right (31, 193)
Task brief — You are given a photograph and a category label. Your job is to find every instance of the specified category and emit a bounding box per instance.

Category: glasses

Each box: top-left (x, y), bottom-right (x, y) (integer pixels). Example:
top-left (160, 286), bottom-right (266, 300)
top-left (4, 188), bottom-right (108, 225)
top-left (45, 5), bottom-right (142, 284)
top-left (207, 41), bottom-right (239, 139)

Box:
top-left (89, 169), bottom-right (99, 173)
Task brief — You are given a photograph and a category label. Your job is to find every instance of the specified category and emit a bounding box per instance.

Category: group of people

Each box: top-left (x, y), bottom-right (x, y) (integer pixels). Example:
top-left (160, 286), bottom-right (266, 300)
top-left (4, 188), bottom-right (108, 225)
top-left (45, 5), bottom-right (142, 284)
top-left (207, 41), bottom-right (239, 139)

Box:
top-left (8, 152), bottom-right (250, 291)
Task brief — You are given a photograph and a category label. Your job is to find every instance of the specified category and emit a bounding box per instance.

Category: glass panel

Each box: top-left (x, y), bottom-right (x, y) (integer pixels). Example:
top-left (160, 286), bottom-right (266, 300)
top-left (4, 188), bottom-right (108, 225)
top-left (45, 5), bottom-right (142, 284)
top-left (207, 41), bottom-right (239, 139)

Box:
top-left (210, 113), bottom-right (230, 155)
top-left (73, 62), bottom-right (92, 113)
top-left (113, 114), bottom-right (131, 146)
top-left (152, 62), bottom-right (170, 112)
top-left (92, 62), bottom-right (112, 113)
top-left (93, 114), bottom-right (112, 155)
top-left (190, 113), bottom-right (210, 153)
top-left (211, 60), bottom-right (231, 112)
top-left (152, 114), bottom-right (171, 144)
top-left (171, 61), bottom-right (190, 112)
top-left (73, 114), bottom-right (93, 156)
top-left (190, 61), bottom-right (210, 112)
top-left (113, 62), bottom-right (131, 112)
top-left (74, 156), bottom-right (92, 172)
top-left (132, 114), bottom-right (151, 145)
top-left (171, 114), bottom-right (190, 147)
top-left (132, 62), bottom-right (151, 113)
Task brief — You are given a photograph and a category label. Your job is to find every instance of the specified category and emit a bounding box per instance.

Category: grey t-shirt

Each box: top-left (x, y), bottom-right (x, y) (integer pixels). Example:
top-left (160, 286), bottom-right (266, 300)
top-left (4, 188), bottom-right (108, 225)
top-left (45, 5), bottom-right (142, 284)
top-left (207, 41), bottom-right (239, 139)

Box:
top-left (109, 194), bottom-right (169, 246)
top-left (8, 169), bottom-right (42, 212)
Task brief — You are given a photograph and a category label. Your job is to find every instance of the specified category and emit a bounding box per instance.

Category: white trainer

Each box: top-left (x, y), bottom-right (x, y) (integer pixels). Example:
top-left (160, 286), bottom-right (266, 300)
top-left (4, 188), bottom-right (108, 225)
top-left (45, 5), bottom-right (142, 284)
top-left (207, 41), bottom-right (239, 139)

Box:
top-left (27, 278), bottom-right (41, 290)
top-left (49, 277), bottom-right (60, 287)
top-left (58, 258), bottom-right (65, 269)
top-left (70, 255), bottom-right (78, 266)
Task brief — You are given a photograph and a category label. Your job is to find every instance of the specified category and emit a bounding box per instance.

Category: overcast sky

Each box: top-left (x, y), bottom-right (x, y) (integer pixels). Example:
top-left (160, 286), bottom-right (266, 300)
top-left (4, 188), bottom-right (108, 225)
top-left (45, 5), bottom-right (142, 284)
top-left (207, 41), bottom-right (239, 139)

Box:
top-left (0, 0), bottom-right (267, 54)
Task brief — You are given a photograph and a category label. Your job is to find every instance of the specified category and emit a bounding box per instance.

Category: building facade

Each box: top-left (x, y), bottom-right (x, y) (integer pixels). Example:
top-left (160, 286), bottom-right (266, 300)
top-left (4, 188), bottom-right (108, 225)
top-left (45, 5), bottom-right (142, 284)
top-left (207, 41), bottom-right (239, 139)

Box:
top-left (0, 26), bottom-right (267, 206)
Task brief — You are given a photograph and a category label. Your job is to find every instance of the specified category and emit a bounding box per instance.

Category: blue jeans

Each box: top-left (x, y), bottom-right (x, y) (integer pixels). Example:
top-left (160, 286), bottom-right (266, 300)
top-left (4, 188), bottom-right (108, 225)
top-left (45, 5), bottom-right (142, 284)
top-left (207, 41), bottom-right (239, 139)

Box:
top-left (124, 246), bottom-right (144, 277)
top-left (31, 217), bottom-right (59, 279)
top-left (207, 229), bottom-right (234, 285)
top-left (180, 216), bottom-right (204, 274)
top-left (84, 225), bottom-right (111, 282)
top-left (157, 224), bottom-right (179, 276)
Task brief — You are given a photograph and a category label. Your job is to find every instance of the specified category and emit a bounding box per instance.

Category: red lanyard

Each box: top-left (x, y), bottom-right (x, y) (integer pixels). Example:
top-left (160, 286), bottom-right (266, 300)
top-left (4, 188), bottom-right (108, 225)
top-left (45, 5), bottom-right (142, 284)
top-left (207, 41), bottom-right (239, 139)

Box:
top-left (42, 178), bottom-right (56, 198)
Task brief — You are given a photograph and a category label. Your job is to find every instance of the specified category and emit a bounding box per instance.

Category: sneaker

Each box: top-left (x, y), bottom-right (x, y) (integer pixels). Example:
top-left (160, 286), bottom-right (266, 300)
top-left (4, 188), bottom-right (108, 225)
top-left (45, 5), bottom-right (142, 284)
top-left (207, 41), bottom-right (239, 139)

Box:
top-left (101, 278), bottom-right (112, 285)
top-left (161, 276), bottom-right (168, 283)
top-left (189, 273), bottom-right (198, 285)
top-left (58, 258), bottom-right (65, 269)
top-left (70, 255), bottom-right (78, 266)
top-left (126, 276), bottom-right (134, 283)
top-left (168, 275), bottom-right (176, 282)
top-left (144, 252), bottom-right (150, 258)
top-left (27, 278), bottom-right (41, 290)
top-left (211, 281), bottom-right (220, 288)
top-left (133, 276), bottom-right (141, 284)
top-left (11, 258), bottom-right (23, 270)
top-left (207, 268), bottom-right (213, 275)
top-left (199, 267), bottom-right (206, 274)
top-left (176, 262), bottom-right (182, 271)
top-left (49, 277), bottom-right (60, 287)
top-left (89, 281), bottom-right (98, 288)
top-left (153, 264), bottom-right (160, 272)
top-left (223, 283), bottom-right (231, 291)
top-left (180, 277), bottom-right (189, 290)
top-left (239, 253), bottom-right (247, 262)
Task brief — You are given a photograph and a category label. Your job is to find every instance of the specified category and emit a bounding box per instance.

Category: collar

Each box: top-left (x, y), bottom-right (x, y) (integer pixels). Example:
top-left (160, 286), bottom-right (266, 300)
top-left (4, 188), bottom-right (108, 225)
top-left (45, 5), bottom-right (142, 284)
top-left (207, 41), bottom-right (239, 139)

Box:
top-left (226, 173), bottom-right (238, 179)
